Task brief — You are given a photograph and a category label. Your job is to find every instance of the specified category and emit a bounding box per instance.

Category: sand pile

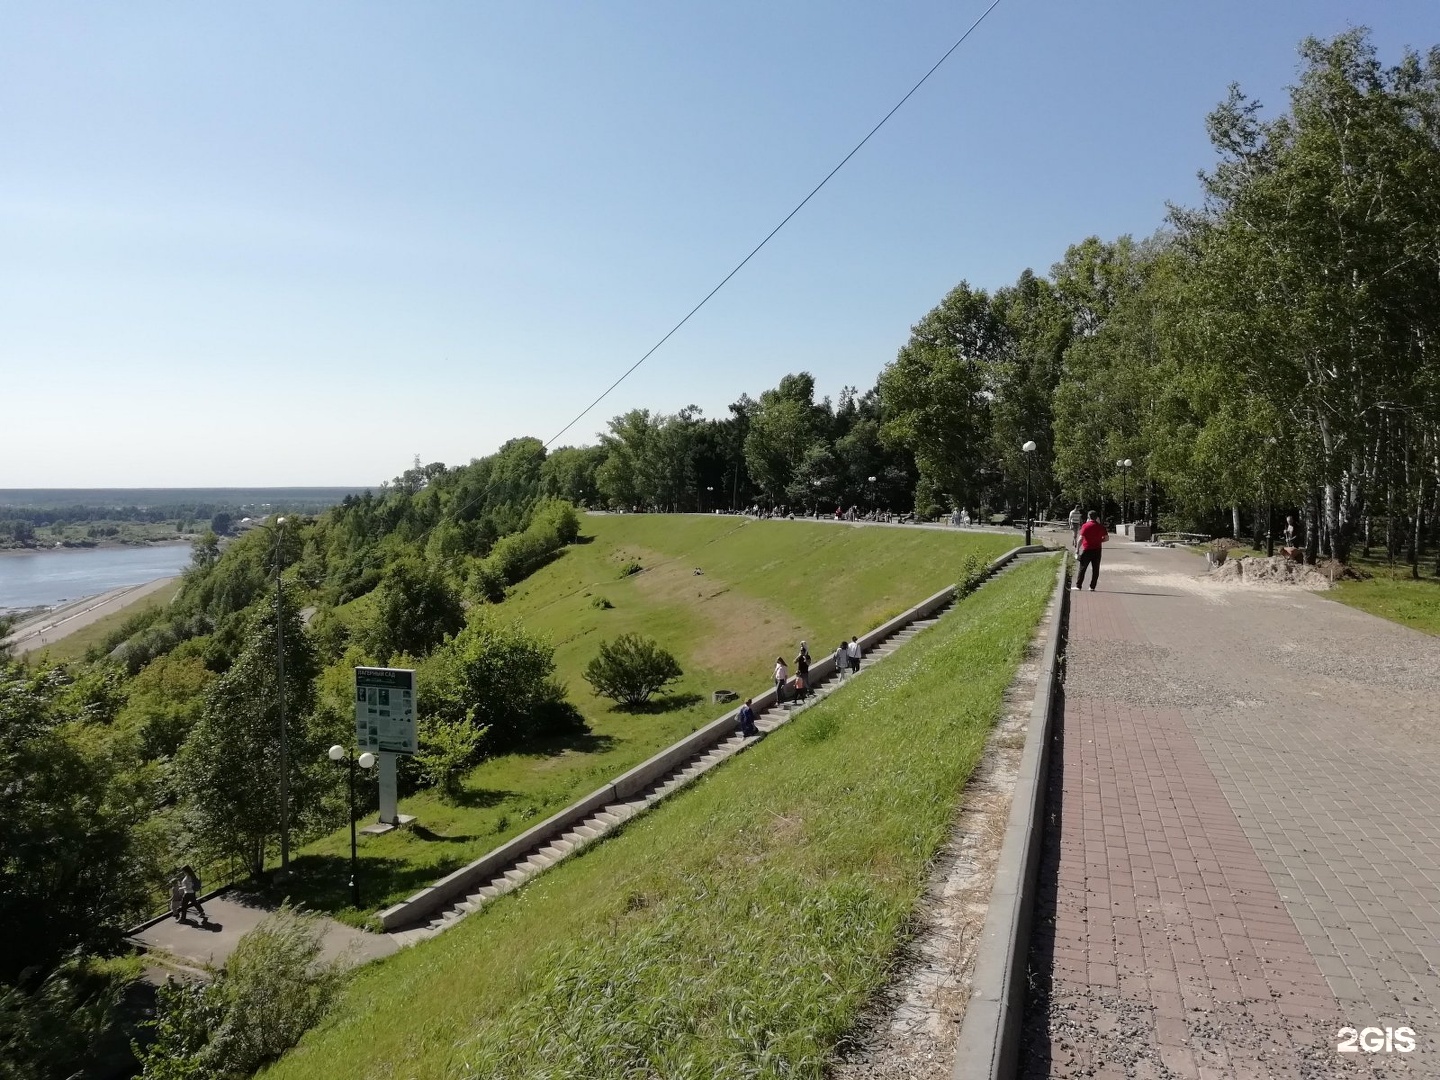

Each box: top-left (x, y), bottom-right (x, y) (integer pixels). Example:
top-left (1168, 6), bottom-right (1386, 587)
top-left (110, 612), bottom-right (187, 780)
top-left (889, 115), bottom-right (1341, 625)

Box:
top-left (1211, 556), bottom-right (1332, 590)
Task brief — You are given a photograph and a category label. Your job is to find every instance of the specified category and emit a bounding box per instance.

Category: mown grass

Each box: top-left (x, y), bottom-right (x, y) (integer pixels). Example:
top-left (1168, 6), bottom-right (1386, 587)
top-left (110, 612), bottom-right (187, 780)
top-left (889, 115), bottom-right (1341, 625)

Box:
top-left (260, 554), bottom-right (1058, 1080)
top-left (276, 518), bottom-right (1016, 921)
top-left (28, 577), bottom-right (183, 664)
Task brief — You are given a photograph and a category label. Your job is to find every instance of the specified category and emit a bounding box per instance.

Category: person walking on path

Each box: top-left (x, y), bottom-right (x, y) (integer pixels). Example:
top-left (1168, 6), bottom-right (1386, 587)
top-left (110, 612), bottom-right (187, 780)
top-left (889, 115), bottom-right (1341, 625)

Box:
top-left (847, 636), bottom-right (861, 673)
top-left (1068, 504), bottom-right (1084, 549)
top-left (833, 642), bottom-right (849, 678)
top-left (774, 657), bottom-right (789, 704)
top-left (738, 698), bottom-right (759, 737)
top-left (175, 865), bottom-right (208, 924)
top-left (1074, 511), bottom-right (1107, 591)
top-left (794, 642), bottom-right (811, 702)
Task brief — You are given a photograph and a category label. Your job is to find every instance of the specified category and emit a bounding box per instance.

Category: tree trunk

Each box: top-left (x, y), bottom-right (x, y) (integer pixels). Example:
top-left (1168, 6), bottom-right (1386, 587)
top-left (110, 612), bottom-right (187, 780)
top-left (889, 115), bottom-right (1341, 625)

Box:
top-left (1232, 505), bottom-right (1242, 540)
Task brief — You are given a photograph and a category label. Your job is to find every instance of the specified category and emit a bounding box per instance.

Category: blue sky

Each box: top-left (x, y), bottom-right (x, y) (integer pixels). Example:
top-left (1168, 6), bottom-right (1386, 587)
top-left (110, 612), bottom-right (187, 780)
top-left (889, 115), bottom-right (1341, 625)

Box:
top-left (4, 1), bottom-right (1437, 487)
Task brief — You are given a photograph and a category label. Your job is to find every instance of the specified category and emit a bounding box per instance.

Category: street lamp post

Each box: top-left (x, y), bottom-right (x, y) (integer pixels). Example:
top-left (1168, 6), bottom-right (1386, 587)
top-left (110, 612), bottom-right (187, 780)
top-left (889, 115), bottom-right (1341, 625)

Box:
top-left (867, 476), bottom-right (877, 513)
top-left (1116, 459), bottom-right (1133, 528)
top-left (1022, 441), bottom-right (1037, 545)
top-left (706, 485), bottom-right (714, 514)
top-left (257, 516), bottom-right (292, 876)
top-left (328, 745), bottom-right (376, 909)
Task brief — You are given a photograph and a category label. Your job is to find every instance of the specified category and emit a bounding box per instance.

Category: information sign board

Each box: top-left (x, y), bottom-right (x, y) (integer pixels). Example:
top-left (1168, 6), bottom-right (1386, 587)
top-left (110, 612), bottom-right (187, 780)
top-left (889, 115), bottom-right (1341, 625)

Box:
top-left (354, 667), bottom-right (417, 755)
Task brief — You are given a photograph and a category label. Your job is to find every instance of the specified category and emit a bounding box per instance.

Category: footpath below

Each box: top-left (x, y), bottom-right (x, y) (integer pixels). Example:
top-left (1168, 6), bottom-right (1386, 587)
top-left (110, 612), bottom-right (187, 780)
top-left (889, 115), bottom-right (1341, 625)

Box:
top-left (3, 575), bottom-right (177, 655)
top-left (1021, 537), bottom-right (1440, 1079)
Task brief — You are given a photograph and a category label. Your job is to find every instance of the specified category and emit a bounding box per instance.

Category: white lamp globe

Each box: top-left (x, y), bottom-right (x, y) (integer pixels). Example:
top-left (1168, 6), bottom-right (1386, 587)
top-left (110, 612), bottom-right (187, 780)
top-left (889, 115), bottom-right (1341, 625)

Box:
top-left (1022, 440), bottom-right (1037, 453)
top-left (358, 752), bottom-right (377, 770)
top-left (328, 744), bottom-right (345, 762)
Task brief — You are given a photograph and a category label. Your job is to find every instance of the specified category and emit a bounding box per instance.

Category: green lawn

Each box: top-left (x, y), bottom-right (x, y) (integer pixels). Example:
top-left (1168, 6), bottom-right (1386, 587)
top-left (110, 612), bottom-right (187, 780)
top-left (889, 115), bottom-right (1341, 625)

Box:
top-left (1326, 557), bottom-right (1440, 635)
top-left (28, 578), bottom-right (183, 664)
top-left (261, 553), bottom-right (1058, 1080)
top-left (273, 517), bottom-right (1017, 921)
top-left (1181, 541), bottom-right (1440, 636)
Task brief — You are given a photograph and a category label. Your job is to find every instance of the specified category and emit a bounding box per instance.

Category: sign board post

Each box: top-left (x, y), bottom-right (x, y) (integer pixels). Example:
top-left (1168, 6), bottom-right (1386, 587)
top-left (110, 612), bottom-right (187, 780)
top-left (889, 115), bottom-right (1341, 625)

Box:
top-left (354, 667), bottom-right (417, 830)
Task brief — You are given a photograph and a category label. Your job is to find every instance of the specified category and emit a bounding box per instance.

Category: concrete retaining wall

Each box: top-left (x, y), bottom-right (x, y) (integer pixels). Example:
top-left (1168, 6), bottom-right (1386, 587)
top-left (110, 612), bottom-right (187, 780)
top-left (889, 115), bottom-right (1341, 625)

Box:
top-left (951, 552), bottom-right (1070, 1080)
top-left (378, 544), bottom-right (1046, 933)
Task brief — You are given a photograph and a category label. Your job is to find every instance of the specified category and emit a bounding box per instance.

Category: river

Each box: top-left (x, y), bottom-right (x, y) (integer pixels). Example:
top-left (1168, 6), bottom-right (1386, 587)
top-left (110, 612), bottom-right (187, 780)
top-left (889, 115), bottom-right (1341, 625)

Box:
top-left (0, 544), bottom-right (193, 611)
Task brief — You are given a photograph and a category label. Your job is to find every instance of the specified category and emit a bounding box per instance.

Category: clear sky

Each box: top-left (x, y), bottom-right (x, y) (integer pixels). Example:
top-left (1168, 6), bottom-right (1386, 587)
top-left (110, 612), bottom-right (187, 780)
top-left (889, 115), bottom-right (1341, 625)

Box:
top-left (4, 1), bottom-right (1437, 487)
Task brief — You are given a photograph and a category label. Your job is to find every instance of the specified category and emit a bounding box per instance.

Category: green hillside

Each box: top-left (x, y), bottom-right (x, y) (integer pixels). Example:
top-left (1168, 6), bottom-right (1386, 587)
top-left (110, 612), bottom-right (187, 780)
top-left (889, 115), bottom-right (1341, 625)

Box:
top-left (263, 554), bottom-right (1058, 1079)
top-left (279, 517), bottom-right (1017, 919)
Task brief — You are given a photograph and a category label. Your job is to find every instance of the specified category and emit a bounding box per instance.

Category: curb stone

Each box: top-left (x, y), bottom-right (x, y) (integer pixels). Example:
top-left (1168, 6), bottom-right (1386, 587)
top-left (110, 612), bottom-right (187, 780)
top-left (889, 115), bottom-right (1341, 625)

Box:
top-left (951, 552), bottom-right (1070, 1080)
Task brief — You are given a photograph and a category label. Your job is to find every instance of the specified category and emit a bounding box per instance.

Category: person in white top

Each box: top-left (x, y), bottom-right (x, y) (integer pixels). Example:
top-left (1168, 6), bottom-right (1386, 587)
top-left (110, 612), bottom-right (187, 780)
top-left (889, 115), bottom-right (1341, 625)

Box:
top-left (774, 657), bottom-right (789, 704)
top-left (846, 636), bottom-right (861, 673)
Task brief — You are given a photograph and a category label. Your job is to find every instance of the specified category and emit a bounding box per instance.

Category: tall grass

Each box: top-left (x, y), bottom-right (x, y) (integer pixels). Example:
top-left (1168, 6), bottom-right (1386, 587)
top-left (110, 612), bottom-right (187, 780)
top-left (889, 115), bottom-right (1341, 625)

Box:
top-left (262, 555), bottom-right (1057, 1080)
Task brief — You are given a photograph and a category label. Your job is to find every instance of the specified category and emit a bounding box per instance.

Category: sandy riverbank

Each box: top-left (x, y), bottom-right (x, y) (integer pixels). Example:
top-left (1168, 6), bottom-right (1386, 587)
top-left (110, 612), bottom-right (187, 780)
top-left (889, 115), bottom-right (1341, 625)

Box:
top-left (4, 576), bottom-right (179, 656)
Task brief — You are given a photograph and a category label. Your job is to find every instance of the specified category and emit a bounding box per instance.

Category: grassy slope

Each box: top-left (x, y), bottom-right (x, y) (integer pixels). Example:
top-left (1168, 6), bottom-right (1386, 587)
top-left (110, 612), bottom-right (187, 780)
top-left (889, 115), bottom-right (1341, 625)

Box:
top-left (28, 578), bottom-right (184, 664)
top-left (282, 518), bottom-right (1016, 919)
top-left (263, 554), bottom-right (1058, 1080)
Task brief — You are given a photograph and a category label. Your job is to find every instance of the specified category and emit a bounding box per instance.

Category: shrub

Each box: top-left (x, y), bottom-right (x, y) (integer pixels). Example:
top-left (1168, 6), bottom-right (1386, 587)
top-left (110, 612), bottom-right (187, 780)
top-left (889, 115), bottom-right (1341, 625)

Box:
top-left (415, 715), bottom-right (488, 800)
top-left (617, 561), bottom-right (642, 578)
top-left (421, 613), bottom-right (577, 752)
top-left (583, 634), bottom-right (683, 707)
top-left (590, 595), bottom-right (613, 609)
top-left (136, 905), bottom-right (345, 1080)
top-left (956, 552), bottom-right (990, 597)
top-left (0, 959), bottom-right (130, 1080)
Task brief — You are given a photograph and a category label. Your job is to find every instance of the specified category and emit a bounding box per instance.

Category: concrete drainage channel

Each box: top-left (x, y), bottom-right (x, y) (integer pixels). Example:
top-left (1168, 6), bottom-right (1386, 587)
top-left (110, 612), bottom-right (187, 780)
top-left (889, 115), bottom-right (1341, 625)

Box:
top-left (951, 552), bottom-right (1070, 1080)
top-left (380, 544), bottom-right (1052, 946)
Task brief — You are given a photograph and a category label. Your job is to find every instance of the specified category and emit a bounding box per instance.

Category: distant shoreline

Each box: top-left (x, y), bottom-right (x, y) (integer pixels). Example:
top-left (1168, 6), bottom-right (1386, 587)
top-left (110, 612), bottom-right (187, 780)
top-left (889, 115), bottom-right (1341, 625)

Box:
top-left (0, 539), bottom-right (192, 557)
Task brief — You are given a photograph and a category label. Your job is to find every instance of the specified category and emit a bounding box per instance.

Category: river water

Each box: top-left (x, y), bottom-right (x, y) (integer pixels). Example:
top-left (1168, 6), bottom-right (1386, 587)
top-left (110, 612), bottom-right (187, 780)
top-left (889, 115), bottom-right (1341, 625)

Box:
top-left (0, 544), bottom-right (193, 611)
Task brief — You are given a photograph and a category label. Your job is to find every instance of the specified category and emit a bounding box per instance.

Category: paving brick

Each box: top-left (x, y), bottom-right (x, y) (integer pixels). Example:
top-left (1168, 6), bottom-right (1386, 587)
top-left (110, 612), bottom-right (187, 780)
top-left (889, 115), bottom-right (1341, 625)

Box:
top-left (1019, 539), bottom-right (1440, 1079)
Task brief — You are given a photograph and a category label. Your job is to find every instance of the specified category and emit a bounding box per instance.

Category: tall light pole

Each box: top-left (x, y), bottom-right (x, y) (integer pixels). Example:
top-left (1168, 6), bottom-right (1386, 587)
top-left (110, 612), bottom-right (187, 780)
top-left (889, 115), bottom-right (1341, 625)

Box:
top-left (328, 745), bottom-right (376, 909)
top-left (867, 476), bottom-right (877, 511)
top-left (1116, 459), bottom-right (1132, 527)
top-left (258, 516), bottom-right (292, 876)
top-left (1022, 441), bottom-right (1037, 545)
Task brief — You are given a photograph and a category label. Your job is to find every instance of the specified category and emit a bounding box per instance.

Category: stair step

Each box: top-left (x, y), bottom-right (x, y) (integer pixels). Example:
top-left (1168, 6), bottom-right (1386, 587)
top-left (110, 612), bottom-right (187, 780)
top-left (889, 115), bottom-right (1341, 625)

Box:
top-left (594, 812), bottom-right (620, 827)
top-left (503, 868), bottom-right (528, 884)
top-left (574, 825), bottom-right (600, 839)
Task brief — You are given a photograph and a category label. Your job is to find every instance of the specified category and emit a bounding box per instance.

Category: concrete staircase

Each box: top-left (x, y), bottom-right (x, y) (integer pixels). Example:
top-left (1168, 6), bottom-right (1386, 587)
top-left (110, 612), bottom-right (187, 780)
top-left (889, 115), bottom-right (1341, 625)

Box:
top-left (386, 548), bottom-right (1047, 947)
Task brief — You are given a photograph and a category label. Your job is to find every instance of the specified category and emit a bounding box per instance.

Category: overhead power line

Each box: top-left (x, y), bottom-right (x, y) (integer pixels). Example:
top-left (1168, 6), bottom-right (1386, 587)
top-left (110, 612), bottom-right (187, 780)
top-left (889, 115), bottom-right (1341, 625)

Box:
top-left (540, 0), bottom-right (1008, 451)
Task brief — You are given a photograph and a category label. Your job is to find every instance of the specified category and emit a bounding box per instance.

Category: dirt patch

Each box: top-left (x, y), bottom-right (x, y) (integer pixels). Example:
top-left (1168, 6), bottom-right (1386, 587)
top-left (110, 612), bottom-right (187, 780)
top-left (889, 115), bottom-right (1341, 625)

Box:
top-left (829, 585), bottom-right (1057, 1079)
top-left (1210, 556), bottom-right (1332, 590)
top-left (625, 549), bottom-right (801, 673)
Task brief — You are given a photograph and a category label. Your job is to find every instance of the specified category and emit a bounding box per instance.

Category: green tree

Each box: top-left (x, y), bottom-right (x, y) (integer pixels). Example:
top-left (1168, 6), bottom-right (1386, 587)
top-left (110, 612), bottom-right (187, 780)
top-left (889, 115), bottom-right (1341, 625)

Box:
top-left (744, 373), bottom-right (830, 505)
top-left (174, 590), bottom-right (320, 879)
top-left (0, 666), bottom-right (145, 981)
top-left (364, 558), bottom-right (465, 663)
top-left (878, 284), bottom-right (1003, 512)
top-left (420, 612), bottom-right (571, 752)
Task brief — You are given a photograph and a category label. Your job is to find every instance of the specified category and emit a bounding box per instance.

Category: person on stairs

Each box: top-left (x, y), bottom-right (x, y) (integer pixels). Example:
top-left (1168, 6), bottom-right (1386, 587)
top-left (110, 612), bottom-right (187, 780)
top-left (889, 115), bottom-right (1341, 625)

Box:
top-left (738, 698), bottom-right (760, 737)
top-left (1074, 511), bottom-right (1108, 591)
top-left (794, 642), bottom-right (811, 702)
top-left (774, 657), bottom-right (789, 704)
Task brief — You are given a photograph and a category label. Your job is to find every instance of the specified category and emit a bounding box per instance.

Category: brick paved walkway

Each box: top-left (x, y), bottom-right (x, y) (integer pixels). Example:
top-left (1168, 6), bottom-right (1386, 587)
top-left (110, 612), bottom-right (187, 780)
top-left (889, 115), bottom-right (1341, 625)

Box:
top-left (1020, 538), bottom-right (1440, 1079)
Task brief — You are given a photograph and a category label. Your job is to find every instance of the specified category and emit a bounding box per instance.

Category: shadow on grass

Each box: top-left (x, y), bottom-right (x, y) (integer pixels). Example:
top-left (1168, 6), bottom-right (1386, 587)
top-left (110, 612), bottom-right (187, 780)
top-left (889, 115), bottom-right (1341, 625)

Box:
top-left (241, 851), bottom-right (478, 920)
top-left (616, 692), bottom-right (705, 715)
top-left (516, 729), bottom-right (619, 757)
top-left (447, 786), bottom-right (520, 810)
top-left (409, 824), bottom-right (480, 843)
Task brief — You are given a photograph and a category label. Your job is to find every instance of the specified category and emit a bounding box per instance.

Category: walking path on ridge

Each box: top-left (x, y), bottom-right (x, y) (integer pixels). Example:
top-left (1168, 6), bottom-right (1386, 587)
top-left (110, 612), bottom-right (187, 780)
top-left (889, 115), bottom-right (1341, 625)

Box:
top-left (1020, 535), bottom-right (1440, 1079)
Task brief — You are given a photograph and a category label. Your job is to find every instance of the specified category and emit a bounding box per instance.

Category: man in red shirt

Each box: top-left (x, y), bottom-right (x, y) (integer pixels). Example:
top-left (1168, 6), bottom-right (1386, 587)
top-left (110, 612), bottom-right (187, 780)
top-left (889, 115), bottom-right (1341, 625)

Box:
top-left (1074, 511), bottom-right (1108, 591)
